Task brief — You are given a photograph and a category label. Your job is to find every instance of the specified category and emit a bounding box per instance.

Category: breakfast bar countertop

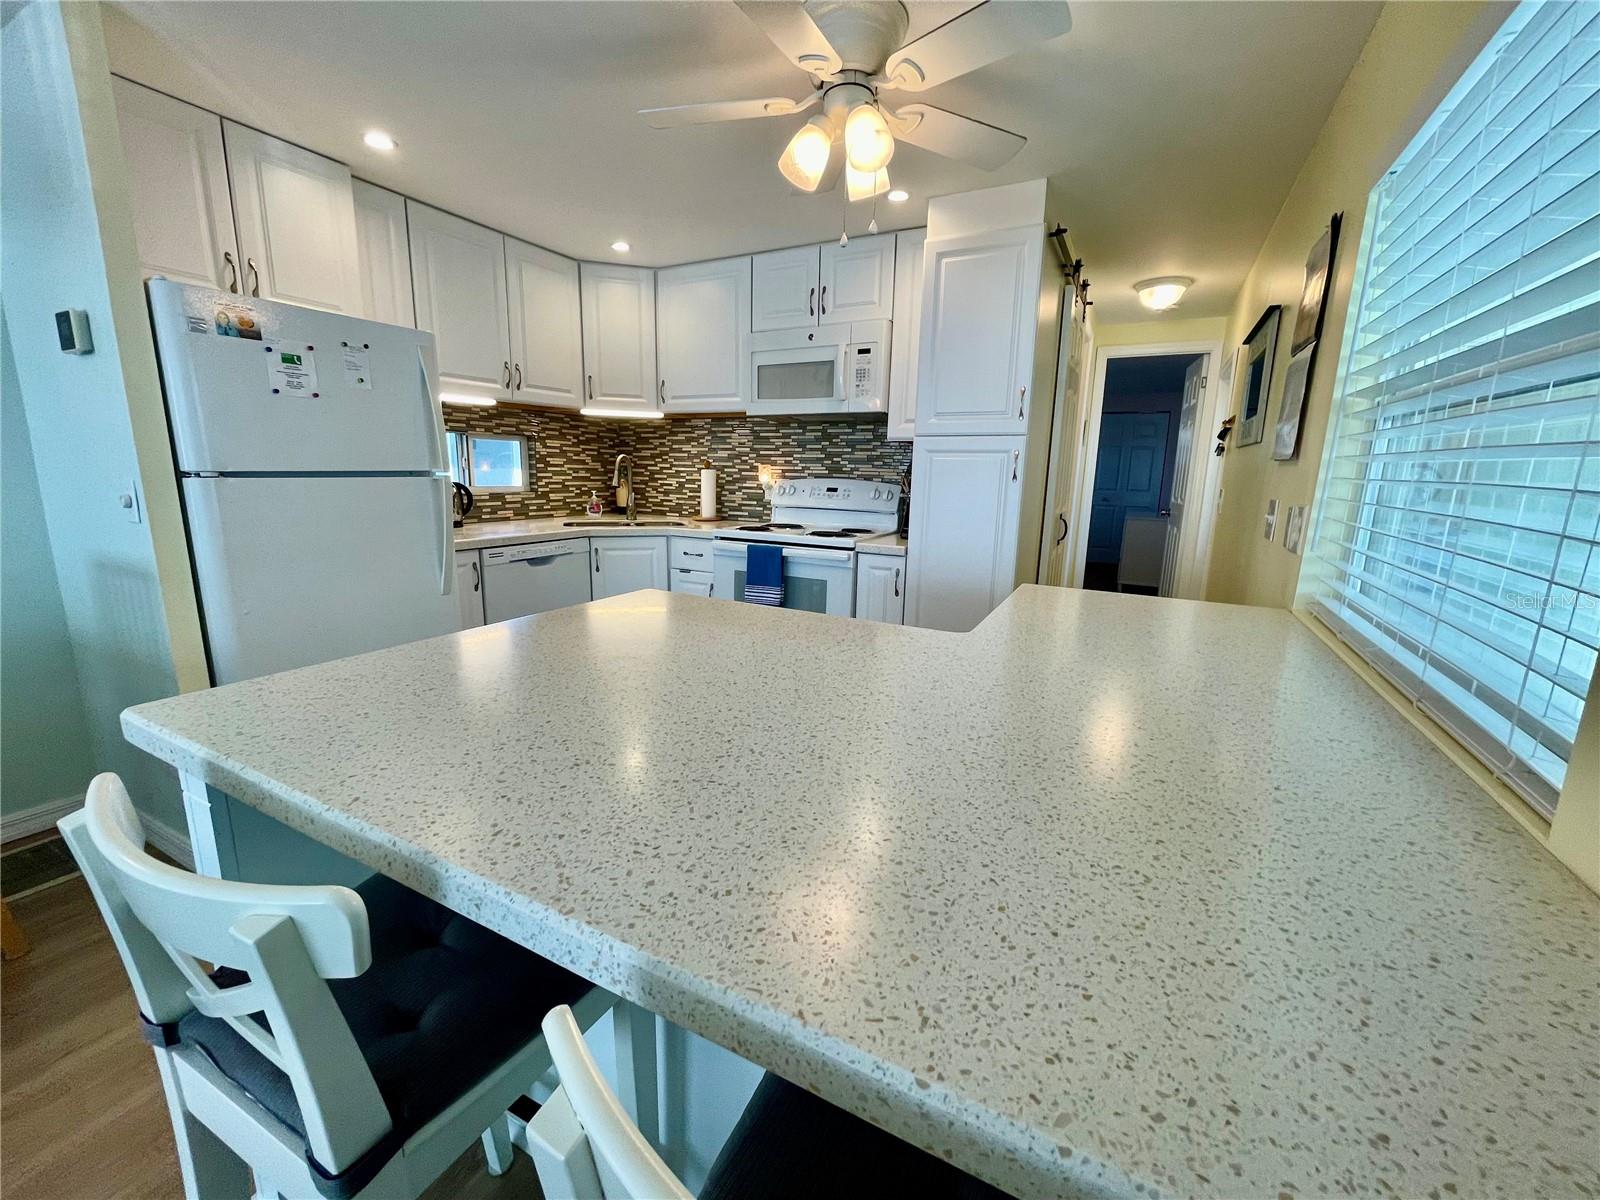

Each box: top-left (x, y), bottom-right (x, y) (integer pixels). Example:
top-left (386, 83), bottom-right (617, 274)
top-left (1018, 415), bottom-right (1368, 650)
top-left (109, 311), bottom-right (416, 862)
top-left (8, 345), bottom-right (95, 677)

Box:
top-left (121, 587), bottom-right (1600, 1200)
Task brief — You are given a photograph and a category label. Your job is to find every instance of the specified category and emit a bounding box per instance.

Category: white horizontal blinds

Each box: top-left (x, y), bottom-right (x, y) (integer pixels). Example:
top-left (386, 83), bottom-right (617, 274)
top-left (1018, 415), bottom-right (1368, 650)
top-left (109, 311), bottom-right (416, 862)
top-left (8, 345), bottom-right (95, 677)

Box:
top-left (1305, 0), bottom-right (1600, 817)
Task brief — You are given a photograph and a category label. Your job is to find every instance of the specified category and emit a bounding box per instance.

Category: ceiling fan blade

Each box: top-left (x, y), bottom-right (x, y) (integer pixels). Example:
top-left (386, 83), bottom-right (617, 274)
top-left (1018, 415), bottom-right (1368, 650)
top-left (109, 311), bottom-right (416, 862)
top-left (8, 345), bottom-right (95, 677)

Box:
top-left (639, 94), bottom-right (817, 129)
top-left (882, 1), bottom-right (1071, 92)
top-left (735, 1), bottom-right (843, 78)
top-left (886, 104), bottom-right (1026, 170)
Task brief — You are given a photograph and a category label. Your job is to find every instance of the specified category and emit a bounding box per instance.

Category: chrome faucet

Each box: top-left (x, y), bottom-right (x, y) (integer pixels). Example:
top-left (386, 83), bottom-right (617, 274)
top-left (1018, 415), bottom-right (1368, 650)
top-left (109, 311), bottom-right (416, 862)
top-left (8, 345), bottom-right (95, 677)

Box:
top-left (612, 453), bottom-right (636, 522)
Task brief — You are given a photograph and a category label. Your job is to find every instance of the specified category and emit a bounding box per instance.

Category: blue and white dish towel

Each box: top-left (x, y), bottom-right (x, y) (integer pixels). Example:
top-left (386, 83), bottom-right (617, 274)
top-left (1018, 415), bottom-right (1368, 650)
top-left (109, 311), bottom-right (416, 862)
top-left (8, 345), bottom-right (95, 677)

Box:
top-left (744, 543), bottom-right (784, 607)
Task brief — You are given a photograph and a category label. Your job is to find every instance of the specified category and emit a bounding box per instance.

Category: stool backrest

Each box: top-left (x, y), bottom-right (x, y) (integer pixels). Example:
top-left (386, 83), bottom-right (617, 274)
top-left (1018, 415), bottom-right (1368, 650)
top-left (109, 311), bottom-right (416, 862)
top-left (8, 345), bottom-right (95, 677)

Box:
top-left (60, 773), bottom-right (392, 1172)
top-left (528, 1004), bottom-right (692, 1200)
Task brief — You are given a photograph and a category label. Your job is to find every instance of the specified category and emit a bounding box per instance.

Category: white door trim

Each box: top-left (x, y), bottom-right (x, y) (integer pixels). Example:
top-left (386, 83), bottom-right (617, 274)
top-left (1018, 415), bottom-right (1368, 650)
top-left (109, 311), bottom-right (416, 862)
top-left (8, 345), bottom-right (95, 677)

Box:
top-left (1067, 339), bottom-right (1224, 598)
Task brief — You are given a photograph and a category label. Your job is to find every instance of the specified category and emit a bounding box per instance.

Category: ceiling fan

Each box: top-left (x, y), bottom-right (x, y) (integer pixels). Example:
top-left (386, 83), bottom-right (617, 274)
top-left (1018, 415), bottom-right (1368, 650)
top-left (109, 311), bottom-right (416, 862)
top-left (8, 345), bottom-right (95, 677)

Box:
top-left (639, 1), bottom-right (1072, 200)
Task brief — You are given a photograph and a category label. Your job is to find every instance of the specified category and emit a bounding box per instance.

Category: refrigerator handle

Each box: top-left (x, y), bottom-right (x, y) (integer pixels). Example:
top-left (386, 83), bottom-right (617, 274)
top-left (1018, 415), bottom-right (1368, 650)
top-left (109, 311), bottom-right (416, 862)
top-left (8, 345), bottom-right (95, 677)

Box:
top-left (435, 474), bottom-right (453, 598)
top-left (419, 346), bottom-right (448, 475)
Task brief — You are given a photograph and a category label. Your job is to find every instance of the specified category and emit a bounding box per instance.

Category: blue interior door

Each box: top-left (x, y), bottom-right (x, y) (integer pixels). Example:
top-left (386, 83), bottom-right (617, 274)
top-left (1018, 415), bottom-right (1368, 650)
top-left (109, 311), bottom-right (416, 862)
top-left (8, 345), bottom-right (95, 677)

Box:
top-left (1087, 412), bottom-right (1170, 563)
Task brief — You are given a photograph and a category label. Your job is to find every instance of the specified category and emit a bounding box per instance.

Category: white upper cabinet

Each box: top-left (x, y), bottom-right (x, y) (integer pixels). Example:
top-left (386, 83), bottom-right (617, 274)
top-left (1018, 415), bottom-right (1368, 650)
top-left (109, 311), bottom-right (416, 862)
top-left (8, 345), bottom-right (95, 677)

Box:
top-left (111, 79), bottom-right (239, 291)
top-left (751, 245), bottom-right (821, 331)
top-left (819, 233), bottom-right (894, 325)
top-left (656, 256), bottom-right (751, 413)
top-left (223, 121), bottom-right (361, 314)
top-left (580, 263), bottom-right (657, 413)
top-left (407, 201), bottom-right (511, 392)
top-left (887, 228), bottom-right (926, 441)
top-left (915, 225), bottom-right (1043, 437)
top-left (905, 435), bottom-right (1025, 632)
top-left (351, 180), bottom-right (414, 326)
top-left (506, 238), bottom-right (584, 408)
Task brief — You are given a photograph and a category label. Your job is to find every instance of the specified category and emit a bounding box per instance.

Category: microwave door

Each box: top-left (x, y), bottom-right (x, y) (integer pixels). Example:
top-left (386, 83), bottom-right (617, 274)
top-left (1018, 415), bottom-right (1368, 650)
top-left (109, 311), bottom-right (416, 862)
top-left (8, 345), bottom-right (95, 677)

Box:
top-left (749, 340), bottom-right (847, 416)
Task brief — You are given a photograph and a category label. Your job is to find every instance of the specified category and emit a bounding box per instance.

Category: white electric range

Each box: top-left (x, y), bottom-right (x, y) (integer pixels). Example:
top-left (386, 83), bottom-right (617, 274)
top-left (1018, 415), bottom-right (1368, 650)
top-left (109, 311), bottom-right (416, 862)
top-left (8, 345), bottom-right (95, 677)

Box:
top-left (713, 477), bottom-right (902, 616)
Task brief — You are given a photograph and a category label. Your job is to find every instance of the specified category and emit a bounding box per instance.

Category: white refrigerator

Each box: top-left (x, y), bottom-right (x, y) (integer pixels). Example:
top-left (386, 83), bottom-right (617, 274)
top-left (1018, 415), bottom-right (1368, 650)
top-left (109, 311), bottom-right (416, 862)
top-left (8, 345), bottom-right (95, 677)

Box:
top-left (149, 280), bottom-right (458, 686)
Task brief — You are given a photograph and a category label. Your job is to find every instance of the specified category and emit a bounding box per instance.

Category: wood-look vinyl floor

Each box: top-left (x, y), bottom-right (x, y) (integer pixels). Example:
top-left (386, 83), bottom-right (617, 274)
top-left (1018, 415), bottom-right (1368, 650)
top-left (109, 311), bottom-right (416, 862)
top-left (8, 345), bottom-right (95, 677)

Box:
top-left (0, 875), bottom-right (540, 1199)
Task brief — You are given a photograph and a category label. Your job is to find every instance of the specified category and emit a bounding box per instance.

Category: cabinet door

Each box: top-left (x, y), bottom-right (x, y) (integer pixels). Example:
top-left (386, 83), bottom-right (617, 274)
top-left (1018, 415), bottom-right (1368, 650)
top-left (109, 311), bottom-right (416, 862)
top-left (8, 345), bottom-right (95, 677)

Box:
top-left (819, 233), bottom-right (894, 325)
top-left (915, 226), bottom-right (1042, 436)
top-left (408, 201), bottom-right (511, 392)
top-left (905, 436), bottom-right (1024, 632)
top-left (580, 263), bottom-right (657, 413)
top-left (671, 568), bottom-right (715, 597)
top-left (352, 180), bottom-right (414, 326)
top-left (507, 238), bottom-right (584, 408)
top-left (455, 550), bottom-right (485, 629)
top-left (886, 228), bottom-right (925, 441)
top-left (224, 121), bottom-right (361, 314)
top-left (657, 257), bottom-right (751, 413)
top-left (751, 246), bottom-right (819, 331)
top-left (854, 555), bottom-right (905, 623)
top-left (593, 537), bottom-right (668, 599)
top-left (111, 79), bottom-right (239, 291)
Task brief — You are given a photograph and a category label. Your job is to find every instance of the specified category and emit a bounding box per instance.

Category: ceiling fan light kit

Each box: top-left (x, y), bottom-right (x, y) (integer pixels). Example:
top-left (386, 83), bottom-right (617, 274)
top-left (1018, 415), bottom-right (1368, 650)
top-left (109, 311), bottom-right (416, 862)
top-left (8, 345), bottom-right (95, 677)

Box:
top-left (640, 0), bottom-right (1072, 194)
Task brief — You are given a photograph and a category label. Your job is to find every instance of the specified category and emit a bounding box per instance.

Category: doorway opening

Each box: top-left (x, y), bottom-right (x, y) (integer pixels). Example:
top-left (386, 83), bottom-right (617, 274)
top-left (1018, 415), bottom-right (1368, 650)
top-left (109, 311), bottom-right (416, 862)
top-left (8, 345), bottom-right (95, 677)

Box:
top-left (1067, 340), bottom-right (1225, 599)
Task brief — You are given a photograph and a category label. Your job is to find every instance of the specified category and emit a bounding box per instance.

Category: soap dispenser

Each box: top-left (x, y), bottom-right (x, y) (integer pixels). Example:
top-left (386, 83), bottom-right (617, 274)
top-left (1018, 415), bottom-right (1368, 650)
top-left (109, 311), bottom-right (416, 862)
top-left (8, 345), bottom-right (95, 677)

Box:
top-left (586, 490), bottom-right (603, 515)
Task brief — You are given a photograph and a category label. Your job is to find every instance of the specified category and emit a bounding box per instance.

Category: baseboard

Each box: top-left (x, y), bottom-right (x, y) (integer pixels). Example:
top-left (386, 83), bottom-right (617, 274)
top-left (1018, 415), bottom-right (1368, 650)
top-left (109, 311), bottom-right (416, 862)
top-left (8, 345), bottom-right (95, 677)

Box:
top-left (144, 816), bottom-right (193, 869)
top-left (0, 795), bottom-right (82, 846)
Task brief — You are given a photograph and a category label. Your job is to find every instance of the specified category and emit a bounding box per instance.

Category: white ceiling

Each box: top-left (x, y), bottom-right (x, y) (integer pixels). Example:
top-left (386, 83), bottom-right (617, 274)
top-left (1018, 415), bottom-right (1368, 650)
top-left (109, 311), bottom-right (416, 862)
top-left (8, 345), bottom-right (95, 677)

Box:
top-left (103, 1), bottom-right (1381, 324)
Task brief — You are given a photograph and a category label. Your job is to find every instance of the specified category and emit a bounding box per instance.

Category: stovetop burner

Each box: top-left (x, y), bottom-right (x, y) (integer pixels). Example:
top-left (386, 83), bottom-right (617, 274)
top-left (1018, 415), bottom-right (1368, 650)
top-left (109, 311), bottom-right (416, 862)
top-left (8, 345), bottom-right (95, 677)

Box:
top-left (737, 522), bottom-right (805, 532)
top-left (808, 529), bottom-right (856, 538)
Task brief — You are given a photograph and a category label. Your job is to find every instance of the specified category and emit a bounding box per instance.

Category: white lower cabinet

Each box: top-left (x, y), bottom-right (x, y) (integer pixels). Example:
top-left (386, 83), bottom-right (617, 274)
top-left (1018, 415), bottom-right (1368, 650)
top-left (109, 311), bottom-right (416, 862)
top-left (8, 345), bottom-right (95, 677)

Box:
top-left (906, 436), bottom-right (1025, 632)
top-left (854, 555), bottom-right (905, 624)
top-left (454, 550), bottom-right (484, 629)
top-left (592, 537), bottom-right (669, 599)
top-left (671, 568), bottom-right (714, 596)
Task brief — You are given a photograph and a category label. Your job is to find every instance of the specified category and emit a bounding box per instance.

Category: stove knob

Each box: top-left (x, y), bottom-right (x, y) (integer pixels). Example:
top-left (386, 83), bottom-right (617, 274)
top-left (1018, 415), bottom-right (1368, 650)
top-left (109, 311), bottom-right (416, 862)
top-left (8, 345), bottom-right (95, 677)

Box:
top-left (872, 487), bottom-right (882, 500)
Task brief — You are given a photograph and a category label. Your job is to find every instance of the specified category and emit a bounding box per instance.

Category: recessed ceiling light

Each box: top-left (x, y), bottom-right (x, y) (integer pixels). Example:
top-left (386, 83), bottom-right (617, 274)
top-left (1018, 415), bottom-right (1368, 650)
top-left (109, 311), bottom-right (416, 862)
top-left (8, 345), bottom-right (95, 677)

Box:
top-left (886, 189), bottom-right (909, 203)
top-left (611, 240), bottom-right (631, 253)
top-left (1133, 276), bottom-right (1194, 312)
top-left (363, 130), bottom-right (397, 152)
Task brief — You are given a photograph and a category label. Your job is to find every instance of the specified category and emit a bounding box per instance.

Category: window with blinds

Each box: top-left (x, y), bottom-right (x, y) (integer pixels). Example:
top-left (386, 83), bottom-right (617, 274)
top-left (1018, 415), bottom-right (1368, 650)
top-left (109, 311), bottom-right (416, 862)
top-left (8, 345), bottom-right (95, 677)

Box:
top-left (1304, 0), bottom-right (1599, 817)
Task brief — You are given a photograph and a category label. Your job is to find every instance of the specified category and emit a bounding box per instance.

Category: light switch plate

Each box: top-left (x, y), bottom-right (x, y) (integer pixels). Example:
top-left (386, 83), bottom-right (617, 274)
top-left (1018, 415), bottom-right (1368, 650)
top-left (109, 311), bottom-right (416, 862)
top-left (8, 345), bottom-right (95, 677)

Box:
top-left (1263, 498), bottom-right (1279, 540)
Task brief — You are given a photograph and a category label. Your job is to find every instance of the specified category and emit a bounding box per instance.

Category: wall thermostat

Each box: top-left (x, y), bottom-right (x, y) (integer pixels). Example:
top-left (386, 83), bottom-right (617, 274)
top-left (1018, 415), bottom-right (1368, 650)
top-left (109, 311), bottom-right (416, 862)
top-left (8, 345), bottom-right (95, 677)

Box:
top-left (55, 308), bottom-right (93, 354)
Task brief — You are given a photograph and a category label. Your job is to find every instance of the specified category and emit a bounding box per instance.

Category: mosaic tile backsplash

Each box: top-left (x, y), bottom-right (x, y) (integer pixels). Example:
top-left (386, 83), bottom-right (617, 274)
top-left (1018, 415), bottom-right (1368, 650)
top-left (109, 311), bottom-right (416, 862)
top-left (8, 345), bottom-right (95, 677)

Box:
top-left (445, 406), bottom-right (912, 523)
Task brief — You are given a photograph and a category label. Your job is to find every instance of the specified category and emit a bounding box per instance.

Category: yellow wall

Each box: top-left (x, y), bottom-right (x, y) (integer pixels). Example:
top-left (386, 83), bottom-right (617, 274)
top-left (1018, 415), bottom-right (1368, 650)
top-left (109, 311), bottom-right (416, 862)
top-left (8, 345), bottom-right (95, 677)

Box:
top-left (1205, 0), bottom-right (1513, 610)
top-left (1093, 317), bottom-right (1228, 350)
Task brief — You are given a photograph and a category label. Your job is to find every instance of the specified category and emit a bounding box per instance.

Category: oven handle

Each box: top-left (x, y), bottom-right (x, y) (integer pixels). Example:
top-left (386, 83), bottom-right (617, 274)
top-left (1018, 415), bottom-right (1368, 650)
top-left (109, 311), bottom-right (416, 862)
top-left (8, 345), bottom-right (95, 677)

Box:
top-left (712, 541), bottom-right (853, 564)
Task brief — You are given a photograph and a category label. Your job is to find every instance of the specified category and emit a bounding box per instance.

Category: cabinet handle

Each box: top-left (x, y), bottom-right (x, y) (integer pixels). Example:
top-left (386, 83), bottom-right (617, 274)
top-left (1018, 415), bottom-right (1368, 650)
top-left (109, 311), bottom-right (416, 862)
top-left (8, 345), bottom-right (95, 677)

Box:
top-left (222, 251), bottom-right (239, 294)
top-left (471, 560), bottom-right (480, 591)
top-left (594, 546), bottom-right (600, 573)
top-left (659, 379), bottom-right (666, 404)
top-left (502, 361), bottom-right (512, 388)
top-left (1011, 449), bottom-right (1019, 481)
top-left (808, 286), bottom-right (815, 317)
top-left (820, 285), bottom-right (827, 315)
top-left (246, 257), bottom-right (261, 298)
top-left (513, 364), bottom-right (522, 391)
top-left (709, 581), bottom-right (714, 595)
top-left (1055, 514), bottom-right (1068, 545)
top-left (1018, 386), bottom-right (1026, 419)
top-left (587, 374), bottom-right (594, 401)
top-left (684, 550), bottom-right (703, 558)
top-left (893, 567), bottom-right (900, 597)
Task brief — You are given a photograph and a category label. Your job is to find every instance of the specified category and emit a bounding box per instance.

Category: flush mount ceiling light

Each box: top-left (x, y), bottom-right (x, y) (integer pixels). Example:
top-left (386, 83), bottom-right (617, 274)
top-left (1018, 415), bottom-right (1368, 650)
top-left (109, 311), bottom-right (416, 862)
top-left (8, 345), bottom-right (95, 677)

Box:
top-left (611, 240), bottom-right (631, 253)
top-left (638, 1), bottom-right (1072, 196)
top-left (886, 188), bottom-right (909, 203)
top-left (363, 129), bottom-right (397, 152)
top-left (1134, 276), bottom-right (1194, 312)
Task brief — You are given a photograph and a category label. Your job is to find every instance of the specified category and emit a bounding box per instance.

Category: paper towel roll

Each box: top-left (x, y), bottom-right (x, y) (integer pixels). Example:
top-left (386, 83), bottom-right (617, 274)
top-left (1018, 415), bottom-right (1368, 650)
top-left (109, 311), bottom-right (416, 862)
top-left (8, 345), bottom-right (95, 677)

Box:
top-left (699, 468), bottom-right (717, 519)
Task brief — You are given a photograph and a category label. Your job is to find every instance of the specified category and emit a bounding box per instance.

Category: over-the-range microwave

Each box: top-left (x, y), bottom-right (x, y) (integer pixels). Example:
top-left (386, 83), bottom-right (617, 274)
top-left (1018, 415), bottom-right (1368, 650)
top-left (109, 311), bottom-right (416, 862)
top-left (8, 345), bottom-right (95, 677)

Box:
top-left (747, 319), bottom-right (890, 417)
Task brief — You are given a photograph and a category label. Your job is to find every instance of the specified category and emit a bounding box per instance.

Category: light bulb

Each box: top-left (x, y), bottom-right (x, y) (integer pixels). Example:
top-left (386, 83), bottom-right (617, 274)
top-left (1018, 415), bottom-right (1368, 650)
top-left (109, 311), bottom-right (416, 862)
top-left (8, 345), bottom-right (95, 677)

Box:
top-left (778, 116), bottom-right (835, 192)
top-left (846, 164), bottom-right (889, 203)
top-left (844, 103), bottom-right (894, 173)
top-left (363, 129), bottom-right (397, 152)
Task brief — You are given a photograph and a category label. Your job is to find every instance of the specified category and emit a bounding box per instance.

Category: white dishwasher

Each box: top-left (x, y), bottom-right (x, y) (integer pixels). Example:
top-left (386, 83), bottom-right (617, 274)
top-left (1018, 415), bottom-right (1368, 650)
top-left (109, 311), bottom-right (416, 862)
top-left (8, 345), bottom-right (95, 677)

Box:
top-left (480, 538), bottom-right (592, 622)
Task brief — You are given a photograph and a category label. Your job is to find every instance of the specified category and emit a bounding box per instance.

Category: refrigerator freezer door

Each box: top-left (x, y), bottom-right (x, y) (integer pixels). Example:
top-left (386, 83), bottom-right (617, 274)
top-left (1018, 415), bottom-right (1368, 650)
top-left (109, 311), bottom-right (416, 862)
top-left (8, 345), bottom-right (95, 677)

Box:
top-left (183, 474), bottom-right (458, 683)
top-left (149, 279), bottom-right (445, 473)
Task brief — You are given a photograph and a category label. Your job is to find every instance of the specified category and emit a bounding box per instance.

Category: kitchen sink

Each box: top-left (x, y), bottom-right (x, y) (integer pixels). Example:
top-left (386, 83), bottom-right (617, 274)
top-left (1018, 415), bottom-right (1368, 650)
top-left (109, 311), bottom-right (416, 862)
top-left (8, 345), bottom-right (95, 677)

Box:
top-left (560, 519), bottom-right (687, 528)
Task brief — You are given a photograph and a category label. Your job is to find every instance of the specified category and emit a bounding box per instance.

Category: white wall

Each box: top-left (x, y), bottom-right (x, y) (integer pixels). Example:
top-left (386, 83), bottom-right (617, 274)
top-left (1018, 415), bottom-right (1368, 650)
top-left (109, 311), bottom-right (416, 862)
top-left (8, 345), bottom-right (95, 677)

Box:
top-left (1, 0), bottom-right (207, 831)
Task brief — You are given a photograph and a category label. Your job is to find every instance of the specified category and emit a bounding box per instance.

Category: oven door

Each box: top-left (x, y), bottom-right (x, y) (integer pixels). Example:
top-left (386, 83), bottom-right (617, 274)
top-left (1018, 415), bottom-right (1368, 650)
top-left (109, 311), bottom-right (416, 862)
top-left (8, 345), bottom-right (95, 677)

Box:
top-left (712, 542), bottom-right (855, 616)
top-left (748, 330), bottom-right (849, 416)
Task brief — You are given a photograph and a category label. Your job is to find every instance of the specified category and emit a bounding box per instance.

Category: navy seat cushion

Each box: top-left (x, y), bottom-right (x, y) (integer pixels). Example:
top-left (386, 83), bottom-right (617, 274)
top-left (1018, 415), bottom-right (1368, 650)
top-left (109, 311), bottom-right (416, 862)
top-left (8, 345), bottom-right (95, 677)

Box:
top-left (177, 873), bottom-right (590, 1150)
top-left (701, 1073), bottom-right (1015, 1200)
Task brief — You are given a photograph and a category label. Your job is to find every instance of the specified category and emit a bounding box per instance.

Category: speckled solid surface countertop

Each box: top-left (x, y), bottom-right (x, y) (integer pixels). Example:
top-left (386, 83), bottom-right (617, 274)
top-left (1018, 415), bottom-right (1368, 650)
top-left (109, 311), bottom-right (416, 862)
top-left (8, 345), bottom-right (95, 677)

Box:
top-left (453, 516), bottom-right (908, 555)
top-left (122, 587), bottom-right (1599, 1199)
